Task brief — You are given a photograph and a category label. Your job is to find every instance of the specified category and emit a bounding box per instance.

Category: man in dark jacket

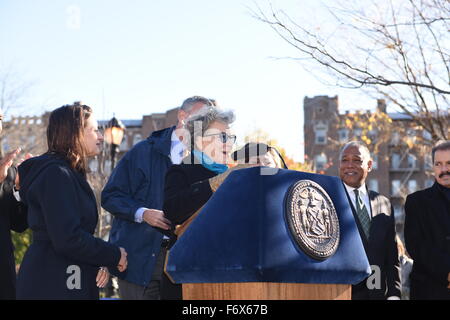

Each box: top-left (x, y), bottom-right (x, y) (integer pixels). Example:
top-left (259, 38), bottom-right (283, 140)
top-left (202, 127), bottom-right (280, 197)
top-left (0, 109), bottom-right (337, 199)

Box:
top-left (405, 140), bottom-right (450, 299)
top-left (101, 96), bottom-right (214, 300)
top-left (339, 141), bottom-right (401, 300)
top-left (0, 110), bottom-right (28, 300)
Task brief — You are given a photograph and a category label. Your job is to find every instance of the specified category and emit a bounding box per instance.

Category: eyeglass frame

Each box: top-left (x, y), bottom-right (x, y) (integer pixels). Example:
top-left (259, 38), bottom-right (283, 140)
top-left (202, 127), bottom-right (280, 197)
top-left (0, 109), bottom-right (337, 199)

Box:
top-left (203, 132), bottom-right (237, 144)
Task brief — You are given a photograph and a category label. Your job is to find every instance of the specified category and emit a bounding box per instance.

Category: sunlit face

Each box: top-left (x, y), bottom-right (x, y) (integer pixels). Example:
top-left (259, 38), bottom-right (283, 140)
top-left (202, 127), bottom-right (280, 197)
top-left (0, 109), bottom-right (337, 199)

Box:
top-left (339, 146), bottom-right (373, 188)
top-left (196, 121), bottom-right (235, 165)
top-left (433, 149), bottom-right (450, 188)
top-left (83, 115), bottom-right (103, 157)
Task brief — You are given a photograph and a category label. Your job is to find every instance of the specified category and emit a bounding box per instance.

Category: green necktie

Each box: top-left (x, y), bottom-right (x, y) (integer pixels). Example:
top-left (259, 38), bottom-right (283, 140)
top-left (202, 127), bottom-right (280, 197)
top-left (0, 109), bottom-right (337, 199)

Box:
top-left (353, 189), bottom-right (371, 239)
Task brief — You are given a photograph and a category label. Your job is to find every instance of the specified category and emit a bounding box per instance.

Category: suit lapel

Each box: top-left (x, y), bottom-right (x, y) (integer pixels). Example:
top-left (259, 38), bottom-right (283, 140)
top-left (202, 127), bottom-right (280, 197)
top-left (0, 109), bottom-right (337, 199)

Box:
top-left (368, 189), bottom-right (378, 218)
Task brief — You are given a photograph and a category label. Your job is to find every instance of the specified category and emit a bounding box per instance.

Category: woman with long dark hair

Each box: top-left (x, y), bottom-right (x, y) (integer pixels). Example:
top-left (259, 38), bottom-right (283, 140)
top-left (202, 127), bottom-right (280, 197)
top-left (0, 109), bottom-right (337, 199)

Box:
top-left (16, 103), bottom-right (127, 299)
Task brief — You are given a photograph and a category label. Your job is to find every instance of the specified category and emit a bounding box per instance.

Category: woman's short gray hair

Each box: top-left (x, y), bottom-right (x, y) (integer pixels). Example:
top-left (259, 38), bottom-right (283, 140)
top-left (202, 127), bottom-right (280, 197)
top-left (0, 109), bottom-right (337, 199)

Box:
top-left (185, 107), bottom-right (235, 148)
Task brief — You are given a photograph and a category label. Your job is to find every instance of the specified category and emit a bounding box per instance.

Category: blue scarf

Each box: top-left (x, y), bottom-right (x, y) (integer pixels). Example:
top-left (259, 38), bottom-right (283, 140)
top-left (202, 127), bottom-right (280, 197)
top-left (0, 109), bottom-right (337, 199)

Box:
top-left (192, 149), bottom-right (228, 174)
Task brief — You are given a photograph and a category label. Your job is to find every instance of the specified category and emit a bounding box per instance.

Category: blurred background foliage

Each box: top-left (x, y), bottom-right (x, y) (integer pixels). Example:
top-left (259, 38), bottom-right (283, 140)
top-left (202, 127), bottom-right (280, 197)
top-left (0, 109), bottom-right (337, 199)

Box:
top-left (12, 229), bottom-right (32, 266)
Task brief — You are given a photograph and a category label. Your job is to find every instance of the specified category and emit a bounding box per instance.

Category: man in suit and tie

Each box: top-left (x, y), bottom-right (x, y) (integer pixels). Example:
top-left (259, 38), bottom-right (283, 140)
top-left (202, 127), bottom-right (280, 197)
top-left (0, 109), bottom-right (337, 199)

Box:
top-left (0, 109), bottom-right (28, 299)
top-left (404, 140), bottom-right (450, 299)
top-left (339, 141), bottom-right (401, 300)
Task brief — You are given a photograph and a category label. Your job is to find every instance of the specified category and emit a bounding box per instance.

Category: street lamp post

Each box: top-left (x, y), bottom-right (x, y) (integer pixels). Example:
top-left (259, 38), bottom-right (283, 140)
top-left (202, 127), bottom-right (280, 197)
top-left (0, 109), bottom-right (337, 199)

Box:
top-left (101, 116), bottom-right (125, 298)
top-left (103, 116), bottom-right (125, 170)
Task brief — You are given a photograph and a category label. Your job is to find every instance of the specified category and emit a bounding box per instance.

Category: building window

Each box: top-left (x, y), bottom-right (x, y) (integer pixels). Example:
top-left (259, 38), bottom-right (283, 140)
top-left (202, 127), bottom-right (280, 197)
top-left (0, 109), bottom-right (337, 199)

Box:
top-left (314, 153), bottom-right (328, 172)
top-left (392, 180), bottom-right (402, 196)
top-left (2, 136), bottom-right (10, 152)
top-left (353, 128), bottom-right (362, 137)
top-left (368, 129), bottom-right (378, 141)
top-left (338, 128), bottom-right (349, 143)
top-left (315, 133), bottom-right (326, 144)
top-left (133, 133), bottom-right (142, 146)
top-left (408, 180), bottom-right (418, 194)
top-left (407, 154), bottom-right (417, 169)
top-left (371, 154), bottom-right (378, 170)
top-left (391, 132), bottom-right (400, 145)
top-left (368, 179), bottom-right (379, 192)
top-left (393, 205), bottom-right (405, 224)
top-left (391, 153), bottom-right (401, 169)
top-left (424, 154), bottom-right (432, 170)
top-left (314, 122), bottom-right (328, 145)
top-left (422, 130), bottom-right (432, 141)
top-left (29, 135), bottom-right (36, 145)
top-left (407, 128), bottom-right (416, 138)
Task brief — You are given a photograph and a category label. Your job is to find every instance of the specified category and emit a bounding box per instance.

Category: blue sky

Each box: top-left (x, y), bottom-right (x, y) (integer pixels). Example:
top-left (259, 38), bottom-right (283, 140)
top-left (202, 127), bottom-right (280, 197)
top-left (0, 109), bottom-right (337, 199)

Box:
top-left (0, 0), bottom-right (374, 161)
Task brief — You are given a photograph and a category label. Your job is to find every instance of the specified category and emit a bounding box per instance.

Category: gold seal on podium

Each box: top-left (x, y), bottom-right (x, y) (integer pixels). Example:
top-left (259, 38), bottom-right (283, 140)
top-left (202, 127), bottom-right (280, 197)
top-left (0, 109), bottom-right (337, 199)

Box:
top-left (285, 179), bottom-right (340, 260)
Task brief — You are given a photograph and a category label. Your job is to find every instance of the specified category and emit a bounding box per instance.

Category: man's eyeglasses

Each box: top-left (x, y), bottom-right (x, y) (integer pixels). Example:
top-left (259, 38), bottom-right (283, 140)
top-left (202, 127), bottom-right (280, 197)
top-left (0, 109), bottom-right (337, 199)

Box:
top-left (203, 132), bottom-right (237, 144)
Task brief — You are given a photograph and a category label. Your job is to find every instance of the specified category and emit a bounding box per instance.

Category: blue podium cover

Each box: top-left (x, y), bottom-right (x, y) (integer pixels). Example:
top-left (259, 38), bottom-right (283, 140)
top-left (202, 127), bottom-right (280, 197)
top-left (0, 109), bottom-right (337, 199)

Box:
top-left (166, 168), bottom-right (371, 284)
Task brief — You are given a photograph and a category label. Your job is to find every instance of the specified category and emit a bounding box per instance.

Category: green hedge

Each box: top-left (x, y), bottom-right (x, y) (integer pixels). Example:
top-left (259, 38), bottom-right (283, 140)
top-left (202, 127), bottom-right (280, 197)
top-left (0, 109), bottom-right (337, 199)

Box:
top-left (12, 229), bottom-right (32, 265)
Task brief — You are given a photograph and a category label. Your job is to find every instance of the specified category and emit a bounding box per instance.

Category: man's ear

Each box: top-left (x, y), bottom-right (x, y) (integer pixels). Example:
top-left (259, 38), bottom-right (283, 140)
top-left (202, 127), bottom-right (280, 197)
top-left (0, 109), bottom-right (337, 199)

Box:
top-left (367, 159), bottom-right (373, 172)
top-left (177, 110), bottom-right (188, 125)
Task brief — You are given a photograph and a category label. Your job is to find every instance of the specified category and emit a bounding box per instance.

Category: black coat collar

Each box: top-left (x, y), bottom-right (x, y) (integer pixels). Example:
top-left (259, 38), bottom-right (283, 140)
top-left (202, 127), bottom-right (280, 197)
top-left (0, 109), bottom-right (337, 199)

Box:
top-left (434, 182), bottom-right (450, 203)
top-left (149, 126), bottom-right (175, 157)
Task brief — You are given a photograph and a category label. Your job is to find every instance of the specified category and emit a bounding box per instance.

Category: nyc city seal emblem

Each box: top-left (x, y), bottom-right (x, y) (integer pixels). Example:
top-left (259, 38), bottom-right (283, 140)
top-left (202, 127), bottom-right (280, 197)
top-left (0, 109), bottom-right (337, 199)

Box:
top-left (285, 180), bottom-right (340, 260)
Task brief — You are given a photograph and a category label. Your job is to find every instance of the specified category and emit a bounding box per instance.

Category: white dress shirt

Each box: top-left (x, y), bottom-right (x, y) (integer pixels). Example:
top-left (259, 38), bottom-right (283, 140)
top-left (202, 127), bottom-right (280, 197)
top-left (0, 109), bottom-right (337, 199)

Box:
top-left (12, 183), bottom-right (21, 202)
top-left (343, 183), bottom-right (372, 220)
top-left (169, 130), bottom-right (186, 165)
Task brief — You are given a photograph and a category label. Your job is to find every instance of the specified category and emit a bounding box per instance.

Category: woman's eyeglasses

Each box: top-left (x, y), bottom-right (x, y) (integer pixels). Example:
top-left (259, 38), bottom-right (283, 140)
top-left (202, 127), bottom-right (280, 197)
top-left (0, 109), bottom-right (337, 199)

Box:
top-left (204, 132), bottom-right (237, 144)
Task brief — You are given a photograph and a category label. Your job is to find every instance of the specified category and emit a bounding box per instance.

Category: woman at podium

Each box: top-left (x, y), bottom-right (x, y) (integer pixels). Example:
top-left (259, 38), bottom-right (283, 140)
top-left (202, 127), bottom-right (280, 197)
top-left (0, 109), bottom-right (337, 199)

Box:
top-left (164, 107), bottom-right (236, 230)
top-left (163, 107), bottom-right (251, 236)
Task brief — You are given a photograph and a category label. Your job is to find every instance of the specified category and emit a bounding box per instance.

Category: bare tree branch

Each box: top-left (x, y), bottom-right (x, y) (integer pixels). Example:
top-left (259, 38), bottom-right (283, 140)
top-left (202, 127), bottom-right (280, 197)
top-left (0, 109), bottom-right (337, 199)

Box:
top-left (253, 0), bottom-right (449, 141)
